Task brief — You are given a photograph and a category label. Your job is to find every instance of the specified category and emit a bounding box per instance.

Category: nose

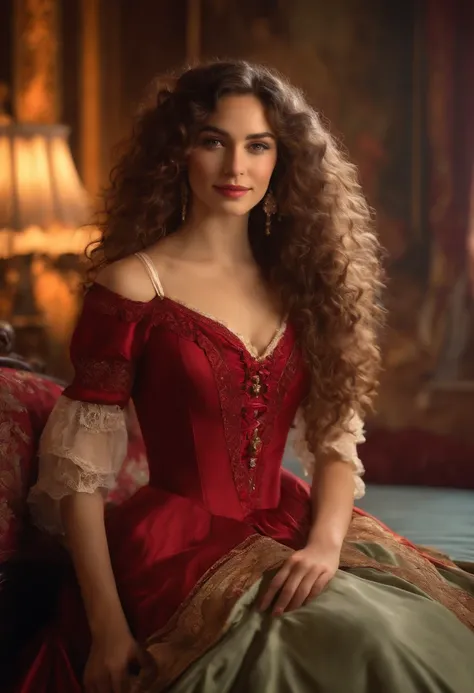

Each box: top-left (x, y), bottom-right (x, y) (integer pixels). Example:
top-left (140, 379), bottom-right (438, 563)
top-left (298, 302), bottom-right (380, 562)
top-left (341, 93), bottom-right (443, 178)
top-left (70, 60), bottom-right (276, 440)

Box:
top-left (223, 144), bottom-right (245, 178)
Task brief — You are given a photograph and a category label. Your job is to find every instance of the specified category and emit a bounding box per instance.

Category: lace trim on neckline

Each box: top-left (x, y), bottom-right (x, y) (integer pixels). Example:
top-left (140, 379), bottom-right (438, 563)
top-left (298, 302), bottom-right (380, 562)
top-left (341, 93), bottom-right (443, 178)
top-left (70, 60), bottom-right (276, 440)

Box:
top-left (89, 279), bottom-right (288, 362)
top-left (163, 295), bottom-right (288, 362)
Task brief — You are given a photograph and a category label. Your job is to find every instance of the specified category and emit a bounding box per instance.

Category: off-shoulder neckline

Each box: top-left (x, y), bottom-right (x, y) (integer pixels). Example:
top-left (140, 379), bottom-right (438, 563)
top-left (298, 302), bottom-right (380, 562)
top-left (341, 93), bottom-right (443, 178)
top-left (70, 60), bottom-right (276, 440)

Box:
top-left (90, 281), bottom-right (161, 308)
top-left (88, 282), bottom-right (289, 363)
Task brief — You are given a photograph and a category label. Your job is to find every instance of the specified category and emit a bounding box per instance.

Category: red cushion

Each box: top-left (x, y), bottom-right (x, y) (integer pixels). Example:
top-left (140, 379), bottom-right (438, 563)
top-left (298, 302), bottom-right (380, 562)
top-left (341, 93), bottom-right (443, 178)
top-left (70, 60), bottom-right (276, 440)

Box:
top-left (361, 427), bottom-right (474, 489)
top-left (0, 369), bottom-right (63, 561)
top-left (0, 369), bottom-right (149, 560)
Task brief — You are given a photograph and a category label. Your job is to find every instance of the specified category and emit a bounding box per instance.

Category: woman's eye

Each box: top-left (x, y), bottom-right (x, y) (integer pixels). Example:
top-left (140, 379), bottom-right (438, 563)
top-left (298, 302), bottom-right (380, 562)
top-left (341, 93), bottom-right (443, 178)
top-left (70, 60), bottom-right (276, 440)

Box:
top-left (248, 142), bottom-right (270, 153)
top-left (201, 138), bottom-right (223, 149)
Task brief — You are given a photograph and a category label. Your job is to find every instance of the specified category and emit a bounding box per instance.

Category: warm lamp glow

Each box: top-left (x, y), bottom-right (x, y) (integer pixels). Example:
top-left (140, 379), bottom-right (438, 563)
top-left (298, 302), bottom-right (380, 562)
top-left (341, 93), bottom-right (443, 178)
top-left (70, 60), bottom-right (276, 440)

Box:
top-left (0, 224), bottom-right (100, 258)
top-left (0, 122), bottom-right (93, 257)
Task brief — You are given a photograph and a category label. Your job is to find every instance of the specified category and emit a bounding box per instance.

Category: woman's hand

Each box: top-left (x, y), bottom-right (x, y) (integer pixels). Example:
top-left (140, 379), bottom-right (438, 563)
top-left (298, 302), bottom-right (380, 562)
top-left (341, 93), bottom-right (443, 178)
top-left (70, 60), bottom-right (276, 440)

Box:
top-left (84, 626), bottom-right (145, 693)
top-left (259, 541), bottom-right (340, 615)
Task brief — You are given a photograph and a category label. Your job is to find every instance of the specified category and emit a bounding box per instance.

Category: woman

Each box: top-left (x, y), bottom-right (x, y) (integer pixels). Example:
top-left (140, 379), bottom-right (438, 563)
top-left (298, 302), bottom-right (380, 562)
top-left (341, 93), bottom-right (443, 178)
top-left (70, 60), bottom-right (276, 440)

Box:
top-left (16, 61), bottom-right (474, 692)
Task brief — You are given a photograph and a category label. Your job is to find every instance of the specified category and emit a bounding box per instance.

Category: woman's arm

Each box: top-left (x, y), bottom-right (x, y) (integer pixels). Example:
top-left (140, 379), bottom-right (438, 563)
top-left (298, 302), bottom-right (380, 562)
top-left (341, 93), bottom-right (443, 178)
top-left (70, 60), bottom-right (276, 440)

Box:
top-left (306, 456), bottom-right (355, 550)
top-left (61, 492), bottom-right (128, 638)
top-left (259, 457), bottom-right (354, 615)
top-left (62, 492), bottom-right (144, 693)
top-left (259, 409), bottom-right (365, 616)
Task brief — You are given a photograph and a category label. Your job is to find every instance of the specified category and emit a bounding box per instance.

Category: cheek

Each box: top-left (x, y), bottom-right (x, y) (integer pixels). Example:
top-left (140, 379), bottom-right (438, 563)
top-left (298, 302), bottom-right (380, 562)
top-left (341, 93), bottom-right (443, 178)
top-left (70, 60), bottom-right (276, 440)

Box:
top-left (253, 154), bottom-right (277, 186)
top-left (187, 152), bottom-right (219, 185)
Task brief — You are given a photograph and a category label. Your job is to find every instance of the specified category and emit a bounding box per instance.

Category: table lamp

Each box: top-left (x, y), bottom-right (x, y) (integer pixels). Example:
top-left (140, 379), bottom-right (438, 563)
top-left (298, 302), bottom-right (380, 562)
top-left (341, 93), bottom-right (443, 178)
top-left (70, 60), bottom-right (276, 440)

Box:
top-left (0, 83), bottom-right (92, 339)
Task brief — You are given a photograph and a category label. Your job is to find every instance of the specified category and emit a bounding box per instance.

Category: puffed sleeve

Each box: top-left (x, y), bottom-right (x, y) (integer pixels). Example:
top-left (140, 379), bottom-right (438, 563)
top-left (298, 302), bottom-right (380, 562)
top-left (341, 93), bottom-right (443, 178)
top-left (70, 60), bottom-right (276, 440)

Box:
top-left (291, 408), bottom-right (366, 499)
top-left (27, 284), bottom-right (151, 534)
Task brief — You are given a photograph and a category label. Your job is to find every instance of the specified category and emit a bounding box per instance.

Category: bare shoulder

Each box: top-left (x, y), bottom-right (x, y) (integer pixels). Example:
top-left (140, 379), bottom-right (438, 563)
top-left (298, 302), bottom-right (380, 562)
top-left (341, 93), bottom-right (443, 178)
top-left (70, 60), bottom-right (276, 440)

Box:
top-left (95, 254), bottom-right (157, 302)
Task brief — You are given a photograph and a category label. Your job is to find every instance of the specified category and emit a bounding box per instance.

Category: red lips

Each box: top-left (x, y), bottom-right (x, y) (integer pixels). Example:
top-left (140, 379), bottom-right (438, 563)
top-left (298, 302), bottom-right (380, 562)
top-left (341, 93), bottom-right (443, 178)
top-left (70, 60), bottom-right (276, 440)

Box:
top-left (214, 185), bottom-right (250, 198)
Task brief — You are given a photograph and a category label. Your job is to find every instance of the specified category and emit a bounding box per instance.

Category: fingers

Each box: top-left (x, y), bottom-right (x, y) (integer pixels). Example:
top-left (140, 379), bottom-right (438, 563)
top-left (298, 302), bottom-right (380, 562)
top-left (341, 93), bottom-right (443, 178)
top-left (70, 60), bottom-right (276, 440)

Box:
top-left (272, 566), bottom-right (317, 615)
top-left (124, 646), bottom-right (147, 693)
top-left (132, 643), bottom-right (147, 671)
top-left (286, 571), bottom-right (322, 612)
top-left (304, 571), bottom-right (331, 605)
top-left (260, 565), bottom-right (335, 615)
top-left (259, 562), bottom-right (293, 612)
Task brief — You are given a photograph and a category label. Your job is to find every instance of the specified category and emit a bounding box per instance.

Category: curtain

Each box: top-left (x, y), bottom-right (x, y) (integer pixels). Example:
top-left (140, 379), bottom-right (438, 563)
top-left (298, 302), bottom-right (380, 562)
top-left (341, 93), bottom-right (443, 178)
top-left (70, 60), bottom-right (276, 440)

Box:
top-left (423, 0), bottom-right (474, 381)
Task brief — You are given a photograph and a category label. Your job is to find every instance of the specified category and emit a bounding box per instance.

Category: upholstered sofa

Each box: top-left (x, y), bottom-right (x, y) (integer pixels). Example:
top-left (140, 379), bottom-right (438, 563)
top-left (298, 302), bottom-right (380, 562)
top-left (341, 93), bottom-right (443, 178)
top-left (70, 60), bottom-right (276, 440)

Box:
top-left (0, 350), bottom-right (148, 567)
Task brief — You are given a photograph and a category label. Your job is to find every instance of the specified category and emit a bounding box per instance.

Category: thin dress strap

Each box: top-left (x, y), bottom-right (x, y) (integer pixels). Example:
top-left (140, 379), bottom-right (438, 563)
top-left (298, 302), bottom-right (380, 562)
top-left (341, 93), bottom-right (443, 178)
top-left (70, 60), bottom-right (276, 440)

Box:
top-left (135, 251), bottom-right (165, 299)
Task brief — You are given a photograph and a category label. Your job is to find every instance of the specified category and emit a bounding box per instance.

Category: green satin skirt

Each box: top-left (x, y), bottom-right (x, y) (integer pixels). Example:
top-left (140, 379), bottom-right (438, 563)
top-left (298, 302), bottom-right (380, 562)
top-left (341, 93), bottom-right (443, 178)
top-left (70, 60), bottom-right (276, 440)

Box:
top-left (168, 543), bottom-right (474, 693)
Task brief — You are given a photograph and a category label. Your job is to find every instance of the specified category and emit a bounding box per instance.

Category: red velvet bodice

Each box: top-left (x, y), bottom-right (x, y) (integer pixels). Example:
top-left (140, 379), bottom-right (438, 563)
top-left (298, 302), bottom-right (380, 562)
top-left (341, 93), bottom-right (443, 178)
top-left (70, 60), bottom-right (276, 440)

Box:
top-left (64, 284), bottom-right (307, 521)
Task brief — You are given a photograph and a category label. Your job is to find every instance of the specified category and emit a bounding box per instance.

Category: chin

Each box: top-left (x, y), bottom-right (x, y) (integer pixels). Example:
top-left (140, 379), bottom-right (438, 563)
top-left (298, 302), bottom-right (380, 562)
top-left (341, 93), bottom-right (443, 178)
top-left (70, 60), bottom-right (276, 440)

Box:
top-left (209, 199), bottom-right (254, 217)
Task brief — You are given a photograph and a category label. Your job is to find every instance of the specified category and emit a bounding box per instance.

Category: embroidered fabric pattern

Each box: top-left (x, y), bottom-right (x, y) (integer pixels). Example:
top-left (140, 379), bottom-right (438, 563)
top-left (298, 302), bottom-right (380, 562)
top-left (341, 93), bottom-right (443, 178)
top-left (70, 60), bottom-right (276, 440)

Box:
top-left (90, 284), bottom-right (155, 322)
top-left (133, 249), bottom-right (287, 361)
top-left (0, 369), bottom-right (63, 559)
top-left (211, 323), bottom-right (293, 511)
top-left (342, 514), bottom-right (474, 633)
top-left (151, 303), bottom-right (294, 513)
top-left (292, 408), bottom-right (366, 499)
top-left (0, 383), bottom-right (28, 557)
top-left (27, 396), bottom-right (127, 535)
top-left (239, 357), bottom-right (271, 501)
top-left (202, 335), bottom-right (248, 508)
top-left (134, 517), bottom-right (474, 693)
top-left (73, 357), bottom-right (133, 398)
top-left (162, 296), bottom-right (287, 362)
top-left (151, 307), bottom-right (251, 511)
top-left (260, 344), bottom-right (299, 450)
top-left (137, 535), bottom-right (292, 691)
top-left (249, 344), bottom-right (300, 508)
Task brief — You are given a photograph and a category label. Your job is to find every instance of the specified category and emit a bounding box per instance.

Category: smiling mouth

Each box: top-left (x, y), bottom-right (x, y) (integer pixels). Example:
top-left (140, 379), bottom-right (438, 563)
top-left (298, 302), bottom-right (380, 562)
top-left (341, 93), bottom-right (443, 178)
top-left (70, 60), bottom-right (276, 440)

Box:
top-left (213, 185), bottom-right (251, 198)
top-left (214, 185), bottom-right (250, 191)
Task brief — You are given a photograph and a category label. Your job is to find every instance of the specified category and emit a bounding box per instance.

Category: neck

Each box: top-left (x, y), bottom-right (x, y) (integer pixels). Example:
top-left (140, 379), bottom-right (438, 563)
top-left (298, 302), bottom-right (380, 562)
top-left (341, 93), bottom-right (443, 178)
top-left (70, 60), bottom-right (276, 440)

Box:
top-left (175, 202), bottom-right (254, 266)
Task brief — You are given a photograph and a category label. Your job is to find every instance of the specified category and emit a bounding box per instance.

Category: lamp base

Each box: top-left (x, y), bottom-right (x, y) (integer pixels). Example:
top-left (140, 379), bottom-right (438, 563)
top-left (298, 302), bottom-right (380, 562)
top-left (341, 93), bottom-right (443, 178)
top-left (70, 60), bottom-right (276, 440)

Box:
top-left (0, 255), bottom-right (48, 367)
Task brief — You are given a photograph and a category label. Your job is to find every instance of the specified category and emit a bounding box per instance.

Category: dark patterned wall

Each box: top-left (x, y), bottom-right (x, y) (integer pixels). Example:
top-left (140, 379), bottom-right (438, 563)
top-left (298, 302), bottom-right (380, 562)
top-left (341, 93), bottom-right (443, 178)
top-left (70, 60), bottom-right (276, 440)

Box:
top-left (201, 0), bottom-right (420, 275)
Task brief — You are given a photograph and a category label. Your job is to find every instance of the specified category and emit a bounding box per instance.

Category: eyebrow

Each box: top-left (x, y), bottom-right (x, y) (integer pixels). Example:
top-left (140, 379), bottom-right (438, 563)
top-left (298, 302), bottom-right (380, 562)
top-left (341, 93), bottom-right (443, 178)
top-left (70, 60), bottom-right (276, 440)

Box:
top-left (198, 125), bottom-right (276, 141)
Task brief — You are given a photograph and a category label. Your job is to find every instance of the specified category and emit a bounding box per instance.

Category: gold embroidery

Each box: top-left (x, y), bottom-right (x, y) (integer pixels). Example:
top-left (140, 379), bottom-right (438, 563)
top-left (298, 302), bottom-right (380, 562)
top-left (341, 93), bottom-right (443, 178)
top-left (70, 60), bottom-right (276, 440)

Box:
top-left (341, 515), bottom-right (474, 633)
top-left (0, 372), bottom-right (36, 560)
top-left (165, 297), bottom-right (288, 362)
top-left (129, 515), bottom-right (474, 691)
top-left (133, 535), bottom-right (291, 692)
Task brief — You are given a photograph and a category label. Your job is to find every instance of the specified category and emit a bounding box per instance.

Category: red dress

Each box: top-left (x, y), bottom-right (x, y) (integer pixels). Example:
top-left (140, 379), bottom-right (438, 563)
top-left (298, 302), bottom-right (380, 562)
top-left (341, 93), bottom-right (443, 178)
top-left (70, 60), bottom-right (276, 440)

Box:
top-left (15, 274), bottom-right (474, 692)
top-left (17, 280), bottom-right (316, 691)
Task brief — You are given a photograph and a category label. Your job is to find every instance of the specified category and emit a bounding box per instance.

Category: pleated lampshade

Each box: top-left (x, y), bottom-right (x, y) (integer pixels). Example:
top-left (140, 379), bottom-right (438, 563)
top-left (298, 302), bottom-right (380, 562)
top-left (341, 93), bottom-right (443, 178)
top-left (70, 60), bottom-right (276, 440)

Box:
top-left (0, 122), bottom-right (92, 257)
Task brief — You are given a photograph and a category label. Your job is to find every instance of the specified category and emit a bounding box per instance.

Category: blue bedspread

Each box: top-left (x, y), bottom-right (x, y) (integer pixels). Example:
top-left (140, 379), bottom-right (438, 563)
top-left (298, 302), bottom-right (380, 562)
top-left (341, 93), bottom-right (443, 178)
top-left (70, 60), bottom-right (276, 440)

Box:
top-left (283, 457), bottom-right (474, 562)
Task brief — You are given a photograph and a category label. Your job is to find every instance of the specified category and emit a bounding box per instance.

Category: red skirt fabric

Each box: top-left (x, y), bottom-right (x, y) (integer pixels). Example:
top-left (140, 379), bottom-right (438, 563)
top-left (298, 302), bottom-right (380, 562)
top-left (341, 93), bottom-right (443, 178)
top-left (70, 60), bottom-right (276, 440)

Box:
top-left (12, 469), bottom-right (313, 692)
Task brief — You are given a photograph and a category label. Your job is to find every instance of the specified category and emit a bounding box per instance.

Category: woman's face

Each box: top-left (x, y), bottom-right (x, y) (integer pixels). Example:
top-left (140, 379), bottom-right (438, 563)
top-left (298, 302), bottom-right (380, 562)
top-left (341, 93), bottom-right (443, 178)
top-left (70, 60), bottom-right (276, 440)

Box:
top-left (187, 94), bottom-right (278, 218)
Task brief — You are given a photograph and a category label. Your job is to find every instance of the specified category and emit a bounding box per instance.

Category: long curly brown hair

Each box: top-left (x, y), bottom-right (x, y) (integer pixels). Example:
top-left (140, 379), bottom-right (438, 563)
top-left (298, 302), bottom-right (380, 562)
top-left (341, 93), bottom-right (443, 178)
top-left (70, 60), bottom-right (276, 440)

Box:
top-left (88, 60), bottom-right (384, 458)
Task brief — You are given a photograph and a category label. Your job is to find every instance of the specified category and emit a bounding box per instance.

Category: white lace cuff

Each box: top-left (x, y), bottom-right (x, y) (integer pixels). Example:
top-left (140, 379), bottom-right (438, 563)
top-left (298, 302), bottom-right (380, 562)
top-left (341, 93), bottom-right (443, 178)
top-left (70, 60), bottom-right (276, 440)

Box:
top-left (27, 395), bottom-right (128, 535)
top-left (291, 408), bottom-right (366, 499)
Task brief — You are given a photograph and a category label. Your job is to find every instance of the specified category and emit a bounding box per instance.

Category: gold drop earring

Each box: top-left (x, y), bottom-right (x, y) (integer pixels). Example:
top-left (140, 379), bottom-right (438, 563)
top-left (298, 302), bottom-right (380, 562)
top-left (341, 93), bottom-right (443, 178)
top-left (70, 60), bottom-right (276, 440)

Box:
top-left (181, 182), bottom-right (188, 222)
top-left (263, 189), bottom-right (277, 236)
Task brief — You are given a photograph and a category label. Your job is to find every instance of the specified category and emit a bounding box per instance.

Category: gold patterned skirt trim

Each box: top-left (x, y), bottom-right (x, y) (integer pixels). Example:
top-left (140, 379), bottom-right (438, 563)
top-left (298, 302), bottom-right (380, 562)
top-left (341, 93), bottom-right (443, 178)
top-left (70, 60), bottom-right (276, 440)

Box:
top-left (133, 534), bottom-right (291, 692)
top-left (132, 515), bottom-right (474, 691)
top-left (341, 514), bottom-right (474, 633)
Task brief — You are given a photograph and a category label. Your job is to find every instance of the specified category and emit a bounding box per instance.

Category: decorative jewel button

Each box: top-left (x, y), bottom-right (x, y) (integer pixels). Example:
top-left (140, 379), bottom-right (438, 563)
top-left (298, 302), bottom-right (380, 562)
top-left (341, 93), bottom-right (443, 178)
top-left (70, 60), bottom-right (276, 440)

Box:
top-left (250, 374), bottom-right (261, 396)
top-left (249, 435), bottom-right (262, 454)
top-left (249, 457), bottom-right (257, 469)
